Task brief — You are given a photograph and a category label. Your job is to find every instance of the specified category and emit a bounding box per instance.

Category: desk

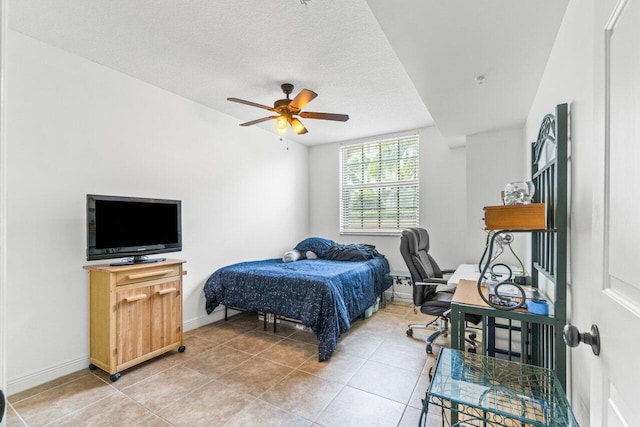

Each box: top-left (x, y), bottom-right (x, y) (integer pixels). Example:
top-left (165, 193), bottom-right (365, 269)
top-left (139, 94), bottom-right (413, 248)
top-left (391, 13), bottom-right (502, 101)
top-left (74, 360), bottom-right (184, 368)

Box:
top-left (447, 263), bottom-right (481, 286)
top-left (422, 348), bottom-right (577, 426)
top-left (450, 279), bottom-right (556, 368)
top-left (447, 263), bottom-right (521, 287)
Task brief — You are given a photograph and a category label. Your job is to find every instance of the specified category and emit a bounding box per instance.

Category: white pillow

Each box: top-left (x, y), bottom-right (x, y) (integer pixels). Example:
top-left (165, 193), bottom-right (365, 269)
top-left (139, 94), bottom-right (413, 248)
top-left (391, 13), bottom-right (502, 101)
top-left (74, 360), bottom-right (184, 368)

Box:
top-left (282, 250), bottom-right (303, 263)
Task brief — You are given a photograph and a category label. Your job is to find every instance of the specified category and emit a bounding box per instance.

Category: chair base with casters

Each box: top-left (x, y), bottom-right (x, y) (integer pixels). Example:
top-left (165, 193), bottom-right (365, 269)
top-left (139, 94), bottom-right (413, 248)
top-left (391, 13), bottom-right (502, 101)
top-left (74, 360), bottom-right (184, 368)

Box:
top-left (406, 316), bottom-right (440, 337)
top-left (406, 300), bottom-right (452, 353)
top-left (407, 306), bottom-right (480, 354)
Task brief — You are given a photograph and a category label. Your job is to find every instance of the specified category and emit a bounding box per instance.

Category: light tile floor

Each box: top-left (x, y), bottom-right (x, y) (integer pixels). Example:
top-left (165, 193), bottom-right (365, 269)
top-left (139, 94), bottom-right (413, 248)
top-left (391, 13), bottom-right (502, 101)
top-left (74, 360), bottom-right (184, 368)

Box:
top-left (7, 300), bottom-right (448, 426)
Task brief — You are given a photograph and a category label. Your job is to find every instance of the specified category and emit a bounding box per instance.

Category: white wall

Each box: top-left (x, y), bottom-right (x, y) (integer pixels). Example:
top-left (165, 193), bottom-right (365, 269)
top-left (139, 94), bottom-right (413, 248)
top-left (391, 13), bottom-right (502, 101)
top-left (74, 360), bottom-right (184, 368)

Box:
top-left (6, 31), bottom-right (309, 394)
top-left (465, 128), bottom-right (526, 270)
top-left (524, 0), bottom-right (601, 423)
top-left (308, 127), bottom-right (467, 300)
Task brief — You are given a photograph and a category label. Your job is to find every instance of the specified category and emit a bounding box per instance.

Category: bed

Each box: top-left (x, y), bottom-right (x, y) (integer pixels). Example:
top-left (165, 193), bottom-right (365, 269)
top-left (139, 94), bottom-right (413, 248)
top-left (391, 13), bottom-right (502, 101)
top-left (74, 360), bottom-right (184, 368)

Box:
top-left (203, 241), bottom-right (392, 361)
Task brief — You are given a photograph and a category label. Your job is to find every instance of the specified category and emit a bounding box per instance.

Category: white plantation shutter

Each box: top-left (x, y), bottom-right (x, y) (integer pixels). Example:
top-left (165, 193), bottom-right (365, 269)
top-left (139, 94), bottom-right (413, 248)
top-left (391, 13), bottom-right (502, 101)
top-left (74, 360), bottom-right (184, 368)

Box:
top-left (340, 135), bottom-right (419, 234)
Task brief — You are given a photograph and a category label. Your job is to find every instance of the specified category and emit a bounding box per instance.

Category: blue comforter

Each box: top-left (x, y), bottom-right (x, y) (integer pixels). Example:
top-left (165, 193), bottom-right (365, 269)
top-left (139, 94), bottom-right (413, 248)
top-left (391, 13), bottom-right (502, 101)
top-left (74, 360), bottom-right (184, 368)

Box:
top-left (204, 257), bottom-right (392, 361)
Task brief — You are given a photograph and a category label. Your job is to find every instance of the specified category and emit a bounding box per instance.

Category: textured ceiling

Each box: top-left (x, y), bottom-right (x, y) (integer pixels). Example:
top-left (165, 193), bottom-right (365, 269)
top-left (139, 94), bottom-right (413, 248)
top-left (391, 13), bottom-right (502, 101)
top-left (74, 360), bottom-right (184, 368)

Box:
top-left (8, 0), bottom-right (568, 146)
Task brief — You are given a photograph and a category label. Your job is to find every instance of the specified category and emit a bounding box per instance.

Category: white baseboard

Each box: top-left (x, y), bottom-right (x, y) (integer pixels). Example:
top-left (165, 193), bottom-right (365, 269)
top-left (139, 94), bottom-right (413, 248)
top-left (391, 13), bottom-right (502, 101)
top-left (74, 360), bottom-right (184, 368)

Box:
top-left (9, 308), bottom-right (239, 396)
top-left (8, 355), bottom-right (89, 396)
top-left (183, 313), bottom-right (218, 332)
top-left (384, 288), bottom-right (412, 302)
top-left (183, 306), bottom-right (243, 332)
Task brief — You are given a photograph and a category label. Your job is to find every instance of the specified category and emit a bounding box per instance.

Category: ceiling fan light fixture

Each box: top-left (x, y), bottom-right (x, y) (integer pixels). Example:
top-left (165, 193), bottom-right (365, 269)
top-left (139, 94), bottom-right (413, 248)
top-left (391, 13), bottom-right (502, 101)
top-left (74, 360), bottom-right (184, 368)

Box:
top-left (290, 118), bottom-right (307, 135)
top-left (275, 115), bottom-right (288, 134)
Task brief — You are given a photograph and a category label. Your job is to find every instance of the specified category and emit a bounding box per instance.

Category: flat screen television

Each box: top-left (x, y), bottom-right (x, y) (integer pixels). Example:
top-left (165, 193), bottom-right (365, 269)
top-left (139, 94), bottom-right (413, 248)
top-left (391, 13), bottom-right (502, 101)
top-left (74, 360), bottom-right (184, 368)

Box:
top-left (86, 194), bottom-right (182, 265)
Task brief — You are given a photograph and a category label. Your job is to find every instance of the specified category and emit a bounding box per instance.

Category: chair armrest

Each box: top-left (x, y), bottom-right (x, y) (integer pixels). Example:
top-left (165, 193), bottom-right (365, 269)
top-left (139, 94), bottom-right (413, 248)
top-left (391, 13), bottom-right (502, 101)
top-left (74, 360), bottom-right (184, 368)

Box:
top-left (414, 282), bottom-right (438, 294)
top-left (416, 280), bottom-right (456, 295)
top-left (416, 278), bottom-right (449, 285)
top-left (441, 269), bottom-right (456, 275)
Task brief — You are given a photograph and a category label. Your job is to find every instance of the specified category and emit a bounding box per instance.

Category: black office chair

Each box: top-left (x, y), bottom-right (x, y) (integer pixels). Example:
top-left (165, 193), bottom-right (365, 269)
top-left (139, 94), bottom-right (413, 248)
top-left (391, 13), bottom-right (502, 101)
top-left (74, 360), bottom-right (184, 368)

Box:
top-left (400, 227), bottom-right (480, 354)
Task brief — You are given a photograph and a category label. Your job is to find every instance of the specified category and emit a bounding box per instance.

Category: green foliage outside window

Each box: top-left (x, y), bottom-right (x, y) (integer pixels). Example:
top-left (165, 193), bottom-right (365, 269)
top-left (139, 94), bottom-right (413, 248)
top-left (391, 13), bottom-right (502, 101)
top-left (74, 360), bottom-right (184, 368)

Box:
top-left (340, 135), bottom-right (419, 233)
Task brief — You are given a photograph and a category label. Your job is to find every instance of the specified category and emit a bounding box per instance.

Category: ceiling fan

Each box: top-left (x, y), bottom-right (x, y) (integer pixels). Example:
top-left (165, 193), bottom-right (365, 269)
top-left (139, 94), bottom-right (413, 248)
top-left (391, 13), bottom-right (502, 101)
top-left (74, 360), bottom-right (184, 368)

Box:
top-left (227, 83), bottom-right (349, 135)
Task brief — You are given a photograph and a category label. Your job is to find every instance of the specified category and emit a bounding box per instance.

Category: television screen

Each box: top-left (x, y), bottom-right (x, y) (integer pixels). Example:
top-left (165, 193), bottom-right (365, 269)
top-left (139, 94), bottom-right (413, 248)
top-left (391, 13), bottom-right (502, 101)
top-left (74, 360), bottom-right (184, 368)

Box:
top-left (87, 194), bottom-right (182, 264)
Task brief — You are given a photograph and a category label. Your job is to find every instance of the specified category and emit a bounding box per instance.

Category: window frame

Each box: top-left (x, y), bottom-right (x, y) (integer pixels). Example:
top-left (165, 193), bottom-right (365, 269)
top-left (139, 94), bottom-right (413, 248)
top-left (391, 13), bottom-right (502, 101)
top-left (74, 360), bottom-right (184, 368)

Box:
top-left (339, 134), bottom-right (420, 236)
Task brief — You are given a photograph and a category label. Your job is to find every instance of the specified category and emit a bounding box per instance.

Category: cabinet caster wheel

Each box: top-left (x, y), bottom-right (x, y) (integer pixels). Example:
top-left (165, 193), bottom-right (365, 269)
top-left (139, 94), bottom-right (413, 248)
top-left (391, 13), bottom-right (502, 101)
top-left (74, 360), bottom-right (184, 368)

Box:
top-left (88, 364), bottom-right (97, 371)
top-left (406, 329), bottom-right (413, 337)
top-left (178, 345), bottom-right (186, 353)
top-left (426, 344), bottom-right (433, 354)
top-left (109, 373), bottom-right (121, 382)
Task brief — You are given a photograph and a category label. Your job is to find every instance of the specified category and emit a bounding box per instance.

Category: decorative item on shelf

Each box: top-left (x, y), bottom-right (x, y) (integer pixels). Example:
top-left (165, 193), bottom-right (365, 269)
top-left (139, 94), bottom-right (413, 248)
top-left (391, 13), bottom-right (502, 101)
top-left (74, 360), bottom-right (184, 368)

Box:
top-left (482, 231), bottom-right (514, 281)
top-left (503, 181), bottom-right (535, 205)
top-left (483, 203), bottom-right (546, 230)
top-left (489, 231), bottom-right (514, 262)
top-left (479, 230), bottom-right (528, 283)
top-left (477, 230), bottom-right (532, 311)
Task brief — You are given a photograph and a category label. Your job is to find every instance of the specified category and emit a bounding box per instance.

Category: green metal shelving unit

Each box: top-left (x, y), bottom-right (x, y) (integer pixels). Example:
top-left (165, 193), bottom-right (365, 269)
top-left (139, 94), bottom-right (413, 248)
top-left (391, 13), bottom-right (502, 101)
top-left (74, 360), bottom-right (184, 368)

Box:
top-left (530, 103), bottom-right (568, 390)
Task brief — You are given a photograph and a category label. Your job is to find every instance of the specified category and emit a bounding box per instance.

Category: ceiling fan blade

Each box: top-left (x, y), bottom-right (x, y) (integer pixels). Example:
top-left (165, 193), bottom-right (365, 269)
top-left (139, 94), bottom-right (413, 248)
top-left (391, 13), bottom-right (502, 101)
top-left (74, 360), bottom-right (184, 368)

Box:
top-left (239, 116), bottom-right (279, 126)
top-left (227, 97), bottom-right (276, 112)
top-left (290, 117), bottom-right (308, 135)
top-left (299, 111), bottom-right (350, 122)
top-left (289, 89), bottom-right (318, 111)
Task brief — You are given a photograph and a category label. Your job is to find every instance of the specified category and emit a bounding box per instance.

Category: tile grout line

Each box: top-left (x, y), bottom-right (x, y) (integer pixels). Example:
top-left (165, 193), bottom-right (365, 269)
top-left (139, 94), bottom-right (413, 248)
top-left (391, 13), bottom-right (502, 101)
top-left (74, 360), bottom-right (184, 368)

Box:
top-left (41, 393), bottom-right (115, 427)
top-left (7, 401), bottom-right (28, 427)
top-left (12, 373), bottom-right (112, 426)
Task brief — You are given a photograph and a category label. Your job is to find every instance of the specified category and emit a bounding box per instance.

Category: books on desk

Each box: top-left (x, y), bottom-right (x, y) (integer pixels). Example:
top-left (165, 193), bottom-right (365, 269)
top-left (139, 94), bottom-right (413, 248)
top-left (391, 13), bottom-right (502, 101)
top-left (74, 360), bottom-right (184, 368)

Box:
top-left (486, 282), bottom-right (545, 309)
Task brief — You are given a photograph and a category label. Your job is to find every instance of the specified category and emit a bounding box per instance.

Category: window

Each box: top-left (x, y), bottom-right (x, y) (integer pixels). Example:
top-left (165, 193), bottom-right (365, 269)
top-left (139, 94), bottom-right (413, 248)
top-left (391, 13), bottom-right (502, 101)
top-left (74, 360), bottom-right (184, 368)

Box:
top-left (340, 134), bottom-right (419, 234)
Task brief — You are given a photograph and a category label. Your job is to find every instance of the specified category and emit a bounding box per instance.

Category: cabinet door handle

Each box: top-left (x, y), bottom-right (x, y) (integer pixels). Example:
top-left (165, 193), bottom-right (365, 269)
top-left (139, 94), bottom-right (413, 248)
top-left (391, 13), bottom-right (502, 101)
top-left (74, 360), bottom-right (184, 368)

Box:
top-left (157, 287), bottom-right (178, 295)
top-left (124, 294), bottom-right (148, 302)
top-left (126, 269), bottom-right (175, 280)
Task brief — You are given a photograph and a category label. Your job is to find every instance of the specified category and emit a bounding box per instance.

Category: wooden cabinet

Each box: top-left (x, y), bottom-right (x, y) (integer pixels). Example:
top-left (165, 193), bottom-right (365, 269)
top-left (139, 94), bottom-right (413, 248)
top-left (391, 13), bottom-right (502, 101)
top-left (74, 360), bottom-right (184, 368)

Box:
top-left (84, 259), bottom-right (186, 381)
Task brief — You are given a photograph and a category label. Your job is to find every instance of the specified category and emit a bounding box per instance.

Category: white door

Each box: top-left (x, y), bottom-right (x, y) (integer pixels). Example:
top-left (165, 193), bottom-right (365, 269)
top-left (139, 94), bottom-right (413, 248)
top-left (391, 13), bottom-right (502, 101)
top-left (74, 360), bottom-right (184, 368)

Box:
top-left (590, 0), bottom-right (640, 424)
top-left (0, 0), bottom-right (7, 424)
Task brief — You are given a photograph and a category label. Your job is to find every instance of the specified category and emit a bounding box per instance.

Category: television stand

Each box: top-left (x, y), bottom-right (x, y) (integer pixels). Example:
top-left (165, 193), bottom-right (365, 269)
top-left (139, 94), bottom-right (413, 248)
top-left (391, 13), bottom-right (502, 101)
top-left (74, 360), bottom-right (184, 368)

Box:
top-left (84, 259), bottom-right (186, 381)
top-left (110, 256), bottom-right (166, 266)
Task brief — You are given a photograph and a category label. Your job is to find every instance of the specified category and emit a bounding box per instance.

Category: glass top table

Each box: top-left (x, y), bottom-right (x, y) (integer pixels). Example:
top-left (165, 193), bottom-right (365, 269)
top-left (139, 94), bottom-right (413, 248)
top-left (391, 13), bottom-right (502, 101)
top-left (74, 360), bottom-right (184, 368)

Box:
top-left (422, 348), bottom-right (578, 426)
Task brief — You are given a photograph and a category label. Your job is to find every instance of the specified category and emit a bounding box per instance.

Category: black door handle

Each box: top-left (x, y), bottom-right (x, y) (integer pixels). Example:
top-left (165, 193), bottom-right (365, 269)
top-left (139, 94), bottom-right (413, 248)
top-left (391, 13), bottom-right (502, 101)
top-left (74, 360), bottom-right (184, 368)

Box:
top-left (1, 388), bottom-right (5, 423)
top-left (563, 324), bottom-right (600, 355)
